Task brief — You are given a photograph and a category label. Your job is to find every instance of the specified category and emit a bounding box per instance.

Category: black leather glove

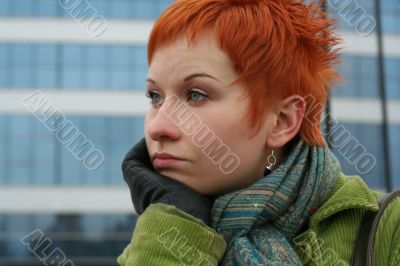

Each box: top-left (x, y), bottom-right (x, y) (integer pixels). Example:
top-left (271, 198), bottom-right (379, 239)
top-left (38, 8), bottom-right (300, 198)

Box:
top-left (122, 137), bottom-right (213, 225)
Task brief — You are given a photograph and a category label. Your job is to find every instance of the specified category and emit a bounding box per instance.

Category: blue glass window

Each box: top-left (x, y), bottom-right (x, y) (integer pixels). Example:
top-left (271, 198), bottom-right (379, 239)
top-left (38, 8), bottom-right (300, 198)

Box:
top-left (387, 79), bottom-right (400, 99)
top-left (9, 117), bottom-right (32, 184)
top-left (60, 149), bottom-right (86, 186)
top-left (133, 46), bottom-right (148, 66)
top-left (36, 0), bottom-right (59, 16)
top-left (86, 45), bottom-right (107, 67)
top-left (110, 0), bottom-right (135, 18)
top-left (382, 0), bottom-right (397, 10)
top-left (0, 213), bottom-right (136, 259)
top-left (13, 44), bottom-right (33, 65)
top-left (12, 66), bottom-right (33, 88)
top-left (87, 69), bottom-right (108, 89)
top-left (331, 123), bottom-right (386, 190)
top-left (3, 0), bottom-right (398, 34)
top-left (0, 44), bottom-right (8, 87)
top-left (133, 0), bottom-right (155, 19)
top-left (111, 46), bottom-right (135, 67)
top-left (59, 117), bottom-right (87, 186)
top-left (134, 68), bottom-right (148, 89)
top-left (37, 44), bottom-right (57, 66)
top-left (13, 0), bottom-right (34, 17)
top-left (110, 69), bottom-right (133, 90)
top-left (0, 44), bottom-right (7, 66)
top-left (83, 117), bottom-right (107, 185)
top-left (2, 0), bottom-right (171, 20)
top-left (359, 76), bottom-right (378, 97)
top-left (385, 58), bottom-right (398, 76)
top-left (389, 126), bottom-right (400, 188)
top-left (0, 117), bottom-right (7, 184)
top-left (0, 69), bottom-right (7, 88)
top-left (385, 58), bottom-right (400, 99)
top-left (382, 13), bottom-right (397, 33)
top-left (0, 0), bottom-right (10, 16)
top-left (63, 45), bottom-right (83, 66)
top-left (62, 68), bottom-right (84, 89)
top-left (159, 0), bottom-right (175, 13)
top-left (36, 67), bottom-right (57, 88)
top-left (2, 43), bottom-right (151, 90)
top-left (88, 0), bottom-right (111, 19)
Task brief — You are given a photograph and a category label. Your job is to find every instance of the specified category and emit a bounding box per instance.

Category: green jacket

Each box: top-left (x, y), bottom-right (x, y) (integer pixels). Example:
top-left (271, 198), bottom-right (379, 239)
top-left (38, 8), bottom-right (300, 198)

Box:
top-left (118, 173), bottom-right (400, 265)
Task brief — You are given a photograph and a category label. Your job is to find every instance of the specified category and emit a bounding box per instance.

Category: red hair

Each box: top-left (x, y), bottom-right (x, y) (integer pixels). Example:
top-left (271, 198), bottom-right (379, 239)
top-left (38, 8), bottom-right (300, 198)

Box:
top-left (147, 0), bottom-right (341, 146)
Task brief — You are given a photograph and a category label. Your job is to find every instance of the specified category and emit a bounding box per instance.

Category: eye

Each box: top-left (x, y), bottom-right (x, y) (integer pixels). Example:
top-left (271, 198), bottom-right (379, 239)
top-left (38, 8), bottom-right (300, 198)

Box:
top-left (145, 91), bottom-right (164, 106)
top-left (186, 89), bottom-right (209, 103)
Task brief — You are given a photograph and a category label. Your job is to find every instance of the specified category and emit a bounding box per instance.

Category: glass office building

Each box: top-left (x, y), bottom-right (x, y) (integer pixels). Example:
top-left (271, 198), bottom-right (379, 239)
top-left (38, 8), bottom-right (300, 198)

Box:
top-left (0, 0), bottom-right (399, 265)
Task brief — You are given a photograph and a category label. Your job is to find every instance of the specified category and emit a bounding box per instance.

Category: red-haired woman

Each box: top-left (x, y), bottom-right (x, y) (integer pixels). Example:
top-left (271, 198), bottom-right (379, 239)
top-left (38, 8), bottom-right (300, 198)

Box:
top-left (118, 0), bottom-right (400, 265)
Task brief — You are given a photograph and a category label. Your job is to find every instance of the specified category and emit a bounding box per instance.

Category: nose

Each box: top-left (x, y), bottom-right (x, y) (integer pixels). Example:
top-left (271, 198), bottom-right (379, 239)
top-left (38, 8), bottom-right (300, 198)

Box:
top-left (146, 106), bottom-right (181, 141)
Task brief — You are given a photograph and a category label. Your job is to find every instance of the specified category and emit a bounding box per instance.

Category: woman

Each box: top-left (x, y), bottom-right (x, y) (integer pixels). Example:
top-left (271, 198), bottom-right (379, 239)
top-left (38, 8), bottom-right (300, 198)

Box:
top-left (118, 0), bottom-right (400, 265)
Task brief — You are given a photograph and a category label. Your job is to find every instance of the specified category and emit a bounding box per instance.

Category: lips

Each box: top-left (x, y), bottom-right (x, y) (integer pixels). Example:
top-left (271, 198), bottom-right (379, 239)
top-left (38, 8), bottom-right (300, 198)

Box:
top-left (153, 152), bottom-right (182, 160)
top-left (153, 152), bottom-right (184, 168)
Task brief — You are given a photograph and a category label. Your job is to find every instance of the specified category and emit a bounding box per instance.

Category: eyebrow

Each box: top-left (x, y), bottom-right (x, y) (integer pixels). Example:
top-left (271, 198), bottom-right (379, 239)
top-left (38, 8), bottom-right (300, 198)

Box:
top-left (146, 73), bottom-right (220, 85)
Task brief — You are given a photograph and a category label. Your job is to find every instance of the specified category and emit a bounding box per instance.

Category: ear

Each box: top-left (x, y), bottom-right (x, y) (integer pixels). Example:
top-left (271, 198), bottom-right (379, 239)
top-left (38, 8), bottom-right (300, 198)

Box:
top-left (265, 95), bottom-right (305, 148)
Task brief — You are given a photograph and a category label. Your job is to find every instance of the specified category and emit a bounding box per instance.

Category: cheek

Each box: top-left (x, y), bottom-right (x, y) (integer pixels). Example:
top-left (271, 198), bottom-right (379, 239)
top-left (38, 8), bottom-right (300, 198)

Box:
top-left (143, 115), bottom-right (151, 141)
top-left (144, 113), bottom-right (149, 132)
top-left (198, 106), bottom-right (248, 150)
top-left (198, 106), bottom-right (265, 177)
top-left (196, 108), bottom-right (252, 169)
top-left (144, 111), bottom-right (153, 129)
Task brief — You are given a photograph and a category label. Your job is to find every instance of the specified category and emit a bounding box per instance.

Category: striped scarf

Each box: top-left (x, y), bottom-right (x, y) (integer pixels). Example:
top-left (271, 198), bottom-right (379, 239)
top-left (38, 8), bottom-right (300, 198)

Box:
top-left (211, 138), bottom-right (341, 265)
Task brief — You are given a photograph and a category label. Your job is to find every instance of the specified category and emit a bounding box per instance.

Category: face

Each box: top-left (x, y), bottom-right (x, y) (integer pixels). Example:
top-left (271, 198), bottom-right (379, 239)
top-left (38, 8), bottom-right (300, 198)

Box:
top-left (144, 32), bottom-right (271, 196)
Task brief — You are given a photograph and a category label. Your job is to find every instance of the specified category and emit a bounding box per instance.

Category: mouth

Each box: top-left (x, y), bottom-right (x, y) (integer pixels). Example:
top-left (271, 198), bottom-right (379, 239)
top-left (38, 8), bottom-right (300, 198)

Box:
top-left (153, 152), bottom-right (185, 169)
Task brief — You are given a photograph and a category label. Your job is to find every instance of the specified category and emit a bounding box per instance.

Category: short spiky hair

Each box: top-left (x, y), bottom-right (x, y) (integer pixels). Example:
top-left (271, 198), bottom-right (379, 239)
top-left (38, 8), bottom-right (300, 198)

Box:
top-left (147, 0), bottom-right (341, 146)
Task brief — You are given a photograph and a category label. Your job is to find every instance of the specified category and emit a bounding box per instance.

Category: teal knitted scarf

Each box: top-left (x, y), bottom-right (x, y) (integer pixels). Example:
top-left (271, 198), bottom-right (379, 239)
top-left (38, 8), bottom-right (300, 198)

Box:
top-left (211, 138), bottom-right (341, 265)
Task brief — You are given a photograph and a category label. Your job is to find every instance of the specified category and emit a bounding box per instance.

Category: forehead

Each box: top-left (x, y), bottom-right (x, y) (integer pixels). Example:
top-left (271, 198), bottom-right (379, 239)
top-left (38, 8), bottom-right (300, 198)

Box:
top-left (148, 33), bottom-right (234, 77)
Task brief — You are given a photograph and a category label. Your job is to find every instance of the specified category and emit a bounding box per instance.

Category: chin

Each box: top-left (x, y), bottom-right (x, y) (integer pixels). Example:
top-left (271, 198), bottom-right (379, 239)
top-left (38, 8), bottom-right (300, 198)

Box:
top-left (159, 170), bottom-right (207, 194)
top-left (188, 182), bottom-right (233, 198)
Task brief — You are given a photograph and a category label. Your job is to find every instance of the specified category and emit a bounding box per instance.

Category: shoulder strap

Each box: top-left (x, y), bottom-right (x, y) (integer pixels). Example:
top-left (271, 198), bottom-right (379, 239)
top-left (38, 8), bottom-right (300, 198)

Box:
top-left (351, 188), bottom-right (400, 266)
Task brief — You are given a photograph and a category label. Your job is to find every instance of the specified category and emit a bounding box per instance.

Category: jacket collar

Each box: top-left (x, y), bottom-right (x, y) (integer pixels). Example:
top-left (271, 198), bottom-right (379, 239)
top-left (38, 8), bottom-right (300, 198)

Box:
top-left (309, 172), bottom-right (380, 229)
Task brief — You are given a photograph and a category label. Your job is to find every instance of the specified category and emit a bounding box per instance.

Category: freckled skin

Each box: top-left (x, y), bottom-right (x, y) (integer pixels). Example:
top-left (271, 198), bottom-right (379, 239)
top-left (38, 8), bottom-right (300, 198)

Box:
top-left (144, 32), bottom-right (272, 196)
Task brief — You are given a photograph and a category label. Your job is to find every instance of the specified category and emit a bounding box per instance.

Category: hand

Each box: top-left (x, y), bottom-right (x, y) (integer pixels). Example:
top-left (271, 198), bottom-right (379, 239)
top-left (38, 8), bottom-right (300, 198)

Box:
top-left (122, 138), bottom-right (213, 225)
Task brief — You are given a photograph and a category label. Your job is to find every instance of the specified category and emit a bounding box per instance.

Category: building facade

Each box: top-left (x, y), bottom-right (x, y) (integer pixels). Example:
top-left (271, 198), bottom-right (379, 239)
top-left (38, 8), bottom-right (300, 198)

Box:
top-left (0, 0), bottom-right (399, 265)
